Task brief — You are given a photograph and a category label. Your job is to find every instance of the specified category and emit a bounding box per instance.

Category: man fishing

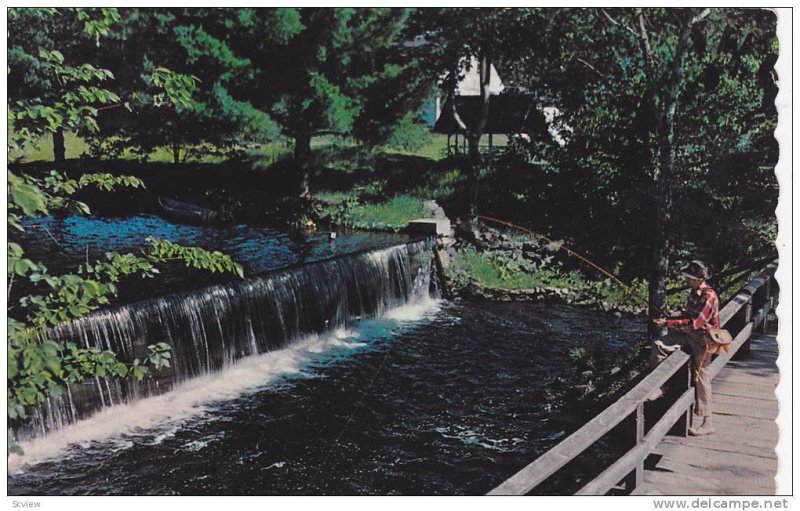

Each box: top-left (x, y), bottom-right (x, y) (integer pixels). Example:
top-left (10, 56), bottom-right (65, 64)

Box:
top-left (652, 260), bottom-right (724, 437)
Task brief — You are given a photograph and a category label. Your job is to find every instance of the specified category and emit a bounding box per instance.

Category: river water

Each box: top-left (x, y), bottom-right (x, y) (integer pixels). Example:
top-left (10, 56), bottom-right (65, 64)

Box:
top-left (13, 214), bottom-right (409, 302)
top-left (8, 299), bottom-right (644, 495)
top-left (9, 213), bottom-right (645, 495)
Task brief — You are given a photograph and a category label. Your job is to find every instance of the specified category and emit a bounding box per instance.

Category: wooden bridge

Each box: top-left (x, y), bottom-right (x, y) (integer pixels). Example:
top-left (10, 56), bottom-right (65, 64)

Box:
top-left (489, 264), bottom-right (779, 496)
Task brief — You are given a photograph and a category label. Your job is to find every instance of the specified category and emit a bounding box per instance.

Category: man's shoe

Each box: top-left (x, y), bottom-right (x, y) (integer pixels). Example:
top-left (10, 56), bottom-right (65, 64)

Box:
top-left (688, 417), bottom-right (715, 436)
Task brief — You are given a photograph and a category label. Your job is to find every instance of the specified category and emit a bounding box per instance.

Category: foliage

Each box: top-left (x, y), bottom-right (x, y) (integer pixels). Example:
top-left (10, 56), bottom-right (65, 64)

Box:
top-left (384, 115), bottom-right (433, 153)
top-left (16, 130), bottom-right (90, 161)
top-left (8, 169), bottom-right (144, 230)
top-left (147, 238), bottom-right (244, 278)
top-left (500, 8), bottom-right (778, 276)
top-left (83, 10), bottom-right (210, 162)
top-left (166, 8), bottom-right (432, 193)
top-left (6, 8), bottom-right (245, 451)
top-left (8, 9), bottom-right (778, 274)
top-left (8, 8), bottom-right (125, 162)
top-left (8, 50), bottom-right (119, 157)
top-left (447, 246), bottom-right (687, 313)
top-left (7, 167), bottom-right (154, 430)
top-left (7, 168), bottom-right (246, 434)
top-left (448, 247), bottom-right (579, 291)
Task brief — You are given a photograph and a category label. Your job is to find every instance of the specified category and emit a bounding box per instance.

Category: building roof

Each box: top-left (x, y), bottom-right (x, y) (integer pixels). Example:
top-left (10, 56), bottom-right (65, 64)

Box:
top-left (454, 56), bottom-right (505, 96)
top-left (432, 93), bottom-right (548, 136)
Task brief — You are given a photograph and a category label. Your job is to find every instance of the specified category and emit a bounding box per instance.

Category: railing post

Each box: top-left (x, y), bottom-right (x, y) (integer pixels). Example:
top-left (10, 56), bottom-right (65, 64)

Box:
top-left (760, 279), bottom-right (771, 333)
top-left (624, 403), bottom-right (645, 492)
top-left (734, 296), bottom-right (754, 360)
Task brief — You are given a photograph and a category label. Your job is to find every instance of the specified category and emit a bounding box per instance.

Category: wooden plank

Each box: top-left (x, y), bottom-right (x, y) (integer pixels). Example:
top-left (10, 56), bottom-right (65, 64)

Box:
top-left (748, 345), bottom-right (779, 356)
top-left (717, 364), bottom-right (779, 377)
top-left (488, 351), bottom-right (690, 495)
top-left (650, 457), bottom-right (777, 488)
top-left (759, 297), bottom-right (775, 333)
top-left (749, 332), bottom-right (779, 344)
top-left (715, 372), bottom-right (779, 387)
top-left (752, 305), bottom-right (769, 331)
top-left (638, 470), bottom-right (774, 496)
top-left (749, 343), bottom-right (779, 355)
top-left (661, 436), bottom-right (777, 459)
top-left (724, 359), bottom-right (779, 373)
top-left (714, 383), bottom-right (778, 401)
top-left (641, 462), bottom-right (776, 495)
top-left (576, 390), bottom-right (695, 495)
top-left (653, 442), bottom-right (778, 474)
top-left (712, 402), bottom-right (777, 420)
top-left (720, 293), bottom-right (749, 327)
top-left (713, 392), bottom-right (778, 410)
top-left (712, 412), bottom-right (779, 430)
top-left (624, 403), bottom-right (645, 490)
top-left (742, 273), bottom-right (772, 296)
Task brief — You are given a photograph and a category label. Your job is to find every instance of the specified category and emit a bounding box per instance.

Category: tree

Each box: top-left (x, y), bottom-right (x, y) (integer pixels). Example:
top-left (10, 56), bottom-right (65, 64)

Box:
top-left (346, 8), bottom-right (433, 148)
top-left (84, 8), bottom-right (284, 164)
top-left (585, 8), bottom-right (777, 345)
top-left (585, 8), bottom-right (714, 341)
top-left (502, 8), bottom-right (777, 338)
top-left (8, 8), bottom-right (123, 162)
top-left (178, 8), bottom-right (430, 196)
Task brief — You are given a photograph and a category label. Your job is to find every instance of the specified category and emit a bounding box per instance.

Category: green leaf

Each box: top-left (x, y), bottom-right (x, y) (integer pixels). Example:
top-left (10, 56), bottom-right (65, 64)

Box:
top-left (10, 182), bottom-right (48, 216)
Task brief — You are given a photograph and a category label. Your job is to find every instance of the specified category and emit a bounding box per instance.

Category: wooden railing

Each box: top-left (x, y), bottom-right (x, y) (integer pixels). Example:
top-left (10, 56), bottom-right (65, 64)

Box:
top-left (488, 262), bottom-right (779, 496)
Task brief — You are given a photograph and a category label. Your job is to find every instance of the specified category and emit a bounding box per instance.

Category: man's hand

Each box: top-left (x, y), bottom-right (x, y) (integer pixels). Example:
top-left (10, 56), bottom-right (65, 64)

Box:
top-left (652, 318), bottom-right (667, 328)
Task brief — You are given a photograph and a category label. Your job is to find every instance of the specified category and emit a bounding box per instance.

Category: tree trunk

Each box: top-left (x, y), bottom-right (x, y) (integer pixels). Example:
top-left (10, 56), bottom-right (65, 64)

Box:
top-left (647, 10), bottom-right (710, 350)
top-left (172, 139), bottom-right (180, 165)
top-left (295, 133), bottom-right (312, 198)
top-left (53, 128), bottom-right (65, 163)
top-left (448, 50), bottom-right (492, 233)
top-left (468, 51), bottom-right (492, 229)
top-left (466, 133), bottom-right (482, 228)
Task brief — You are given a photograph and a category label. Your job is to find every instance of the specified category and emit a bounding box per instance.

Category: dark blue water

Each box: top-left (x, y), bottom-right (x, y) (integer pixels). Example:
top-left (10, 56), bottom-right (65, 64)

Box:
top-left (8, 300), bottom-right (644, 496)
top-left (19, 214), bottom-right (409, 275)
top-left (14, 214), bottom-right (409, 300)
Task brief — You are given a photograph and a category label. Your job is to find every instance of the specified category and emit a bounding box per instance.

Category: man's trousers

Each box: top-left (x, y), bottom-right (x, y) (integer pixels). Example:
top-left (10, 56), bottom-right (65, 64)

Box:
top-left (652, 331), bottom-right (712, 418)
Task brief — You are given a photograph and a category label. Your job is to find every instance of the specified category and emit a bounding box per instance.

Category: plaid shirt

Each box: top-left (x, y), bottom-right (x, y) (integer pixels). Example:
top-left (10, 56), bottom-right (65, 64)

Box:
top-left (666, 283), bottom-right (720, 332)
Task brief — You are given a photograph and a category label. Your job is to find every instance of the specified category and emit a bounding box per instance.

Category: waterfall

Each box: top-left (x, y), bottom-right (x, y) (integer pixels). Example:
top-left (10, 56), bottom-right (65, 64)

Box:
top-left (18, 240), bottom-right (434, 441)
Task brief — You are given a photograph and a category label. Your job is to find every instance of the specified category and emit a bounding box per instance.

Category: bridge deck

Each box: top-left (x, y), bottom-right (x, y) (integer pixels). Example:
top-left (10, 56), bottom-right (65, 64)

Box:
top-left (632, 332), bottom-right (779, 496)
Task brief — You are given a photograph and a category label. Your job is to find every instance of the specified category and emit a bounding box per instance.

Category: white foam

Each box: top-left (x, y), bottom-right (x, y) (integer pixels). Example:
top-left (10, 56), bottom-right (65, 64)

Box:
top-left (264, 461), bottom-right (286, 470)
top-left (384, 297), bottom-right (441, 322)
top-left (9, 297), bottom-right (441, 474)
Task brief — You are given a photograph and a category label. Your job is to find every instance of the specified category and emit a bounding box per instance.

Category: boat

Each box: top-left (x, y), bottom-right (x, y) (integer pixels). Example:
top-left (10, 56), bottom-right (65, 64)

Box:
top-left (157, 196), bottom-right (219, 223)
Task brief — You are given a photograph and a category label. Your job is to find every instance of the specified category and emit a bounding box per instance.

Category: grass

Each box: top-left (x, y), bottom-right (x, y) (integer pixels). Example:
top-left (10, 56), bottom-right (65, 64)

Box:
top-left (380, 133), bottom-right (450, 160)
top-left (379, 133), bottom-right (510, 161)
top-left (16, 130), bottom-right (461, 234)
top-left (447, 246), bottom-right (663, 311)
top-left (317, 193), bottom-right (428, 232)
top-left (243, 142), bottom-right (294, 170)
top-left (449, 247), bottom-right (585, 291)
top-left (18, 132), bottom-right (90, 161)
top-left (17, 132), bottom-right (297, 166)
top-left (346, 195), bottom-right (428, 230)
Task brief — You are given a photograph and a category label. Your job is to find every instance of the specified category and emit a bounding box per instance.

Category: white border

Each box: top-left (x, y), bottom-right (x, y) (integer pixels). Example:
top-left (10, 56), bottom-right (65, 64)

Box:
top-left (1, 3), bottom-right (793, 509)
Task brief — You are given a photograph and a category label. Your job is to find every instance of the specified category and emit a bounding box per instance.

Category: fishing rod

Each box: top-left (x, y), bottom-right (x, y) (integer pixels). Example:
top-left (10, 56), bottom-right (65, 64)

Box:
top-left (477, 215), bottom-right (631, 291)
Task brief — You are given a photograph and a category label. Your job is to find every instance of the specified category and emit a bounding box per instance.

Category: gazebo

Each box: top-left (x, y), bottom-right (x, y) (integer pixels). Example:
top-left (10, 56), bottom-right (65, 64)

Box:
top-left (433, 93), bottom-right (549, 155)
